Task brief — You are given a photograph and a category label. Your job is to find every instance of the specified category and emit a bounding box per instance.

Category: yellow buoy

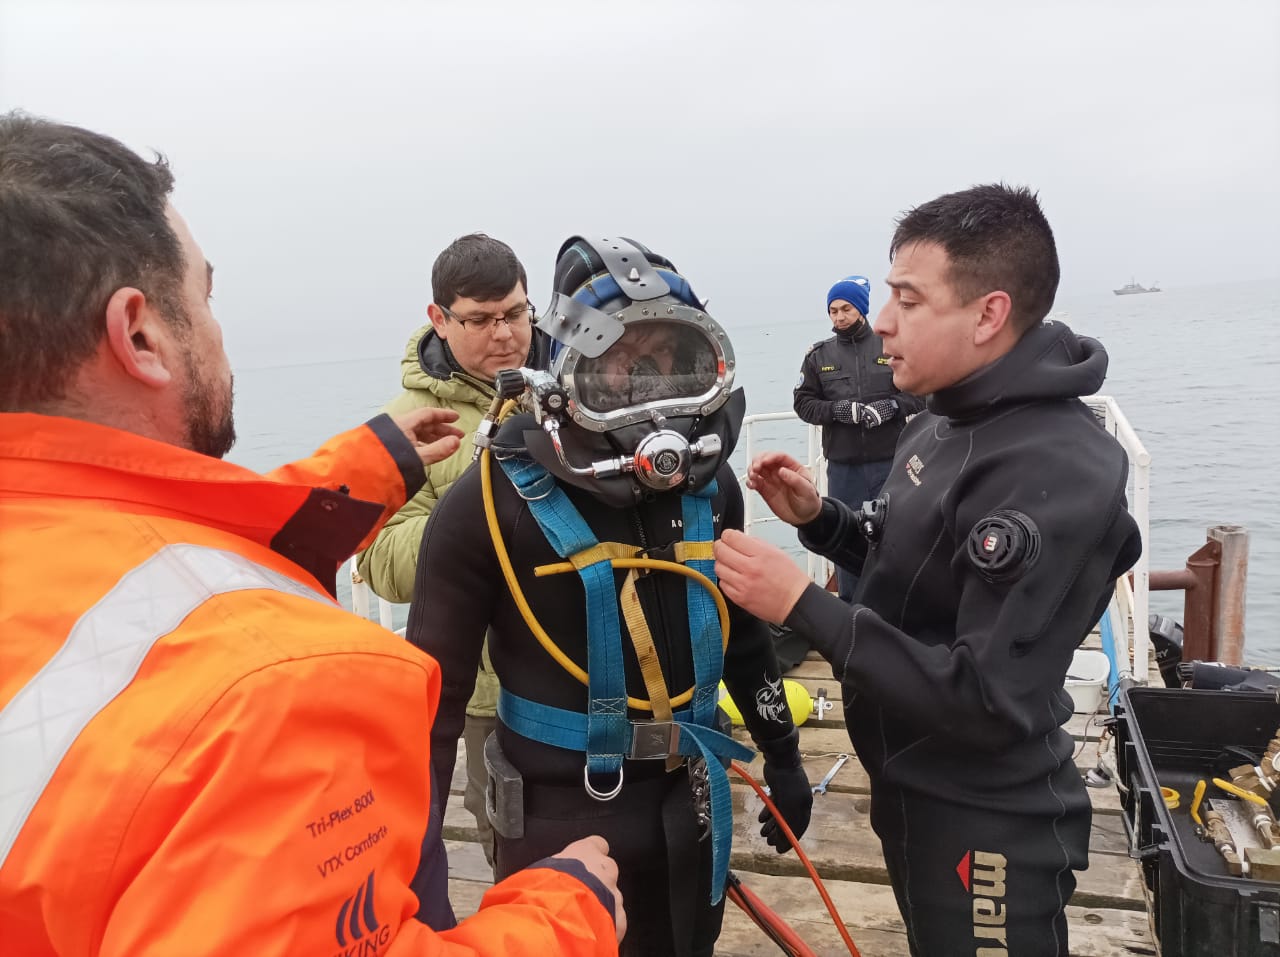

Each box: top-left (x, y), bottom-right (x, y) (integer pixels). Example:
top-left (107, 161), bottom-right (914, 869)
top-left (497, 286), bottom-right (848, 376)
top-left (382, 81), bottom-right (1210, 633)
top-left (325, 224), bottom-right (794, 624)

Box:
top-left (717, 679), bottom-right (813, 727)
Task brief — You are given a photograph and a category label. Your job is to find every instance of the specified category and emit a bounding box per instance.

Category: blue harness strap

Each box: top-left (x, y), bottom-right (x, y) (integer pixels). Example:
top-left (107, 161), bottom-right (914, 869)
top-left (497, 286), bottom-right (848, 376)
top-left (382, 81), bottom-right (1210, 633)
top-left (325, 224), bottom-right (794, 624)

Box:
top-left (495, 456), bottom-right (748, 903)
top-left (498, 690), bottom-right (752, 903)
top-left (500, 455), bottom-right (629, 778)
top-left (683, 482), bottom-right (723, 731)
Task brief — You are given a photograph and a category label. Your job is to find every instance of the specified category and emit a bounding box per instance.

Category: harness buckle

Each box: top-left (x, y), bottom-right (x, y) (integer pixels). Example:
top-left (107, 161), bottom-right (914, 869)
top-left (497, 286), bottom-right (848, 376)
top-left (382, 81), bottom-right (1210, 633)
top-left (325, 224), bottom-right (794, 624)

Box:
top-left (641, 542), bottom-right (678, 564)
top-left (628, 720), bottom-right (681, 760)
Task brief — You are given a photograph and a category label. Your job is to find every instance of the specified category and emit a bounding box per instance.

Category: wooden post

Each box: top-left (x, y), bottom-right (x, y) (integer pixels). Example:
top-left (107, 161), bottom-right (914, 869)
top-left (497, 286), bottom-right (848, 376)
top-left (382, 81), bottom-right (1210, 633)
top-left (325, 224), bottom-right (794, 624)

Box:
top-left (1208, 525), bottom-right (1249, 665)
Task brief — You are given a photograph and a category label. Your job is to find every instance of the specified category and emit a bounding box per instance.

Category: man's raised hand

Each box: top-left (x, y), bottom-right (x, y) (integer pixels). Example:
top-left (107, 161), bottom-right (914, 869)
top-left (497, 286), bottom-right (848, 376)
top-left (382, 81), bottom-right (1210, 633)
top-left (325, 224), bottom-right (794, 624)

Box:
top-left (389, 408), bottom-right (464, 468)
top-left (745, 452), bottom-right (823, 527)
top-left (714, 530), bottom-right (811, 626)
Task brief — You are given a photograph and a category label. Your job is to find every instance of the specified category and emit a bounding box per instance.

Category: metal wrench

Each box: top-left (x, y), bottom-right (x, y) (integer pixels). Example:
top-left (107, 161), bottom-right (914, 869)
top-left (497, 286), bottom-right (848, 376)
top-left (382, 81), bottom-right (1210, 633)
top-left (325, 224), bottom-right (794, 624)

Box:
top-left (812, 753), bottom-right (850, 795)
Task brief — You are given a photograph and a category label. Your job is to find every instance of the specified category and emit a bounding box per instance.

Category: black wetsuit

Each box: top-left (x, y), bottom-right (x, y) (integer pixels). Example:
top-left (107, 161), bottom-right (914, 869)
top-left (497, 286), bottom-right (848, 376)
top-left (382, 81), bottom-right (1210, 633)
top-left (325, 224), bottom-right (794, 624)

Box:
top-left (405, 412), bottom-right (801, 957)
top-left (785, 319), bottom-right (1143, 956)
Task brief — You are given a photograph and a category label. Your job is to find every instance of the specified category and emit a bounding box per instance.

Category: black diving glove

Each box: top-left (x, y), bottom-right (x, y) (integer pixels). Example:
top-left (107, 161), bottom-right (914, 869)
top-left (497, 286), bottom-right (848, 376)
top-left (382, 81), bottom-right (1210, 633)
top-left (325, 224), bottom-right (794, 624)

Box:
top-left (756, 730), bottom-right (812, 853)
top-left (858, 398), bottom-right (899, 428)
top-left (832, 399), bottom-right (861, 425)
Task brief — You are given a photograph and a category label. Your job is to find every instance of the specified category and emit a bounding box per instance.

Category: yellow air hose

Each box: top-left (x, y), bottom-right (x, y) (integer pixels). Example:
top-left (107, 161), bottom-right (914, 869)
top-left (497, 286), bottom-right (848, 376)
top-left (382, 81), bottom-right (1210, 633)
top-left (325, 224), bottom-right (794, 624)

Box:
top-left (480, 443), bottom-right (730, 712)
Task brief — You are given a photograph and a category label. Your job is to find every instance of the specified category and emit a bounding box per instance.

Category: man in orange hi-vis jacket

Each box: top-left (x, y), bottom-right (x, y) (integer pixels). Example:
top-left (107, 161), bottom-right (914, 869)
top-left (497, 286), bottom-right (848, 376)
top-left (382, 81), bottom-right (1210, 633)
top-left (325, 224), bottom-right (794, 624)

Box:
top-left (0, 112), bottom-right (625, 957)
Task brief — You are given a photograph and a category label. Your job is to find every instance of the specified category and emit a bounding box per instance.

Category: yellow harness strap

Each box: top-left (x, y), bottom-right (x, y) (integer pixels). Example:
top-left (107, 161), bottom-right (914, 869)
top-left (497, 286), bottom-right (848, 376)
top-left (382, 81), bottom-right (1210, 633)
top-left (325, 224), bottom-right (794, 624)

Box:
top-left (541, 543), bottom-right (677, 737)
top-left (672, 541), bottom-right (714, 562)
top-left (543, 542), bottom-right (639, 574)
top-left (618, 568), bottom-right (683, 769)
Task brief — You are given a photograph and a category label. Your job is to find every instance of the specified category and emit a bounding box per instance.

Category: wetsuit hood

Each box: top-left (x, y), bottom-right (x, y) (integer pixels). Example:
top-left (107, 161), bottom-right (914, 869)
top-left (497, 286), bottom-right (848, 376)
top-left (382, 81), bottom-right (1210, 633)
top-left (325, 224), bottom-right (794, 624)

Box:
top-left (927, 319), bottom-right (1108, 420)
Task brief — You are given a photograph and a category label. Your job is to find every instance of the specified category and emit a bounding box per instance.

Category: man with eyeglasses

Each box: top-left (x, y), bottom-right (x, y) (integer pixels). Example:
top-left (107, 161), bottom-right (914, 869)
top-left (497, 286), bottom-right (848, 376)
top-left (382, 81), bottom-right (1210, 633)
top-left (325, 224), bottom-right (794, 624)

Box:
top-left (792, 275), bottom-right (923, 601)
top-left (357, 232), bottom-right (549, 921)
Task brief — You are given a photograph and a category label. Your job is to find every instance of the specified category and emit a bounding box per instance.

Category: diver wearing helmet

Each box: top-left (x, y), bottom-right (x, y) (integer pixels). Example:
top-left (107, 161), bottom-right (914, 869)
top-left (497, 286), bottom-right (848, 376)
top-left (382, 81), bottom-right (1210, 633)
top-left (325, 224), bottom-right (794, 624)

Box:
top-left (404, 237), bottom-right (813, 957)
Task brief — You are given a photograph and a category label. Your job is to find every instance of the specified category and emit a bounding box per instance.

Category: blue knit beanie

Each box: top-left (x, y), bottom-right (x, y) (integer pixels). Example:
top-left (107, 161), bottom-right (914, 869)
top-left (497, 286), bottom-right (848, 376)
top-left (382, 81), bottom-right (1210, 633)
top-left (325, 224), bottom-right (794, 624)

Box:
top-left (827, 275), bottom-right (871, 318)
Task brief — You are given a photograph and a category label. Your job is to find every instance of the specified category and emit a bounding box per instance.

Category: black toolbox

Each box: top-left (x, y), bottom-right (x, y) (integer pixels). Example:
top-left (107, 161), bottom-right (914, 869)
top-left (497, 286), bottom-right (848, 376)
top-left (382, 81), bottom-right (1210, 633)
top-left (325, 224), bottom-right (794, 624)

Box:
top-left (1117, 685), bottom-right (1280, 954)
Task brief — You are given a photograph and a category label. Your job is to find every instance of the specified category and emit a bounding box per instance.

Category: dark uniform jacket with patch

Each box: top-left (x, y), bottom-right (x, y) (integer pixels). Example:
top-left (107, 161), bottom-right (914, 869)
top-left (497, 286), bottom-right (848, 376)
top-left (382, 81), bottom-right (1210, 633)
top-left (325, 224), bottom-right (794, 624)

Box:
top-left (786, 319), bottom-right (1142, 815)
top-left (793, 321), bottom-right (925, 464)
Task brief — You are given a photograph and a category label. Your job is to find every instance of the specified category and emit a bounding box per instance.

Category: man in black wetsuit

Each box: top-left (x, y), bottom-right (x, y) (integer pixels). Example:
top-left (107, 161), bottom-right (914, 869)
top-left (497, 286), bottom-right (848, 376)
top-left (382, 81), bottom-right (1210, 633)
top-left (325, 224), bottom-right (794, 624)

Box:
top-left (405, 236), bottom-right (813, 957)
top-left (715, 185), bottom-right (1143, 956)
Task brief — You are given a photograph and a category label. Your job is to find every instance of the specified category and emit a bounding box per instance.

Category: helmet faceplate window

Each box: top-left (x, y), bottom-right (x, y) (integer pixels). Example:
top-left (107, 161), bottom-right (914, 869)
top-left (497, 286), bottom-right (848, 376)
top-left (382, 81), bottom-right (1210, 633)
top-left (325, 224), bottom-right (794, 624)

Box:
top-left (554, 303), bottom-right (735, 432)
top-left (574, 321), bottom-right (714, 412)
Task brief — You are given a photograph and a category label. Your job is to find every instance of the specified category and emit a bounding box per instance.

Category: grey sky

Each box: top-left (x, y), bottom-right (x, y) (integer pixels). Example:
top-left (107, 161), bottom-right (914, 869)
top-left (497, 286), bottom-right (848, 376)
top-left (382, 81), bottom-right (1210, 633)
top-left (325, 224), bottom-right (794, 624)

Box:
top-left (3, 0), bottom-right (1278, 366)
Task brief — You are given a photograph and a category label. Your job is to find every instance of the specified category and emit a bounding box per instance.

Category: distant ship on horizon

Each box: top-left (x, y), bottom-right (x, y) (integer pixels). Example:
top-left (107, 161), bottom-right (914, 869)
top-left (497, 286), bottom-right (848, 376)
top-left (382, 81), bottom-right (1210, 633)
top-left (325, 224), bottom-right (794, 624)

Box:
top-left (1114, 278), bottom-right (1161, 296)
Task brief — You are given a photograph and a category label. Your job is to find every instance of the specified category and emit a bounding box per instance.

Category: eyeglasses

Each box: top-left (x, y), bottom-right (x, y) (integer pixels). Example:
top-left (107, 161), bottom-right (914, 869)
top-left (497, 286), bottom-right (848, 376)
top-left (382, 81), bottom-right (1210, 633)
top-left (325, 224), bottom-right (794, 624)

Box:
top-left (441, 300), bottom-right (536, 333)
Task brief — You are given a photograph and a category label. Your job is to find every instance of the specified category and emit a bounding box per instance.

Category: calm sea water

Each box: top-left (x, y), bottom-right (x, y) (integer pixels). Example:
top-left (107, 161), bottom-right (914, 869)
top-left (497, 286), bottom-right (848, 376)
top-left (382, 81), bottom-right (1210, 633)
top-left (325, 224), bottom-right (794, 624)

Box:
top-left (230, 279), bottom-right (1280, 663)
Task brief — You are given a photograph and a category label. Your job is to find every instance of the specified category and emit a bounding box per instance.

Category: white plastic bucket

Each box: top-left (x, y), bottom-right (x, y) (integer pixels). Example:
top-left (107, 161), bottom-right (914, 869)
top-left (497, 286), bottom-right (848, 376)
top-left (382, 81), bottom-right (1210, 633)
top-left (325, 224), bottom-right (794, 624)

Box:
top-left (1064, 649), bottom-right (1111, 714)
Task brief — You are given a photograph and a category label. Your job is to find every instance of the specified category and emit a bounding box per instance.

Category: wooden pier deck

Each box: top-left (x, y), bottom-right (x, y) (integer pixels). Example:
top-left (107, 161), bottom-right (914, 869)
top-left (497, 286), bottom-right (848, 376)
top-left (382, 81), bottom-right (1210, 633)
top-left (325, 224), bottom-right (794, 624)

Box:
top-left (443, 644), bottom-right (1157, 955)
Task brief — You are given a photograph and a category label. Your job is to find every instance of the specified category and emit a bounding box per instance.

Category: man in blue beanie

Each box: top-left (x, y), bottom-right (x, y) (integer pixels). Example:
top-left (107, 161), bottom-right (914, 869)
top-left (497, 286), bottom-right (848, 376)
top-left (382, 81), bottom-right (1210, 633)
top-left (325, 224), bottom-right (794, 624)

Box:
top-left (793, 275), bottom-right (923, 600)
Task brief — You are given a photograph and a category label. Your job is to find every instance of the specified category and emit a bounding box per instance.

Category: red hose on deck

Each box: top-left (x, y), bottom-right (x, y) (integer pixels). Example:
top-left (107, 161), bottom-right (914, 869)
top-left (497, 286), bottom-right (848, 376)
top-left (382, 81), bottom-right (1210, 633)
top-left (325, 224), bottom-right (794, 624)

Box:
top-left (730, 760), bottom-right (862, 956)
top-left (727, 874), bottom-right (818, 957)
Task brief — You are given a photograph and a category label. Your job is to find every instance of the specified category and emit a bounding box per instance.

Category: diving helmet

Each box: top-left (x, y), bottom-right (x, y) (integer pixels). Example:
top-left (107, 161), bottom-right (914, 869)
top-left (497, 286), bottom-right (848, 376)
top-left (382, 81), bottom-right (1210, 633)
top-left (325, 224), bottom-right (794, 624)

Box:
top-left (488, 236), bottom-right (742, 498)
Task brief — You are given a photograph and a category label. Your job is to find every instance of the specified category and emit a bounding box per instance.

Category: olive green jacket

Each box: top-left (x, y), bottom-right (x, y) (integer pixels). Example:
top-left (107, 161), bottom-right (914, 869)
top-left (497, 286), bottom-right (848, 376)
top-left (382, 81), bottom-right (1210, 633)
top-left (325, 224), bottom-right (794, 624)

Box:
top-left (357, 323), bottom-right (500, 716)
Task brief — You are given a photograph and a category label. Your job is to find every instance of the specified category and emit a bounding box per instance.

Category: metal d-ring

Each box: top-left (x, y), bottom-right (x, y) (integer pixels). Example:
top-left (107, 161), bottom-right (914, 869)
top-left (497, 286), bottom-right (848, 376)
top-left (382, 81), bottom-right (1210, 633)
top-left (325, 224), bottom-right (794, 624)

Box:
top-left (584, 764), bottom-right (625, 801)
top-left (513, 482), bottom-right (556, 502)
top-left (508, 469), bottom-right (557, 502)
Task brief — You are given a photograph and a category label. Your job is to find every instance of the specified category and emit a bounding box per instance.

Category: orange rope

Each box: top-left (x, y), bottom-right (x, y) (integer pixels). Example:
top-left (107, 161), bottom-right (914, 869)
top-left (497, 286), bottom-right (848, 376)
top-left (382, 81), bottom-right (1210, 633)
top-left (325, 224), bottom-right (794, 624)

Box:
top-left (725, 881), bottom-right (789, 954)
top-left (730, 761), bottom-right (862, 956)
top-left (727, 875), bottom-right (818, 956)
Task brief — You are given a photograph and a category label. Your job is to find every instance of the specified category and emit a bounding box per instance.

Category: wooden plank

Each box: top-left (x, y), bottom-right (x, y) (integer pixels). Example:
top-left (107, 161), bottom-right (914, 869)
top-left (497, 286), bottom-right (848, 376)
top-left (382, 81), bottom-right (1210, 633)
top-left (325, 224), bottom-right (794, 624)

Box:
top-left (445, 841), bottom-right (1154, 956)
top-left (728, 727), bottom-right (1127, 816)
top-left (452, 726), bottom-right (1129, 818)
top-left (442, 786), bottom-right (1146, 911)
top-left (715, 872), bottom-right (1155, 957)
top-left (732, 787), bottom-right (1132, 861)
top-left (726, 791), bottom-right (1145, 910)
top-left (444, 839), bottom-right (492, 924)
top-left (446, 838), bottom-right (496, 884)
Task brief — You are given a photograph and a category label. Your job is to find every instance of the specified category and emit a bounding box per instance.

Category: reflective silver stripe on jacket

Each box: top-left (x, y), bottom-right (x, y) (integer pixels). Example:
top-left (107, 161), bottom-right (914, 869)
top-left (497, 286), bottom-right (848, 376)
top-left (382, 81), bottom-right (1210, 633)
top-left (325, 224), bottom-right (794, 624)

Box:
top-left (0, 543), bottom-right (333, 868)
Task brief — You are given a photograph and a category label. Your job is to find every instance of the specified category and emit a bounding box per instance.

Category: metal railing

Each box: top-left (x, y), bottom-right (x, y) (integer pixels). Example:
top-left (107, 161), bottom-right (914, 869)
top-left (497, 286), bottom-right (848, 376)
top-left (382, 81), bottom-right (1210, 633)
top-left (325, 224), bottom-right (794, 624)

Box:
top-left (738, 411), bottom-right (832, 588)
top-left (349, 561), bottom-right (397, 631)
top-left (1086, 395), bottom-right (1152, 684)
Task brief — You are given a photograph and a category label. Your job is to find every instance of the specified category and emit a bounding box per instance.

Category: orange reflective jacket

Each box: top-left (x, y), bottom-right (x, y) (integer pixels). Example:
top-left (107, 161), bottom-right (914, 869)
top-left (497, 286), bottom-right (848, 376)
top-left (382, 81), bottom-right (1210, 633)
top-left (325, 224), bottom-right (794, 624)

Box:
top-left (0, 413), bottom-right (617, 957)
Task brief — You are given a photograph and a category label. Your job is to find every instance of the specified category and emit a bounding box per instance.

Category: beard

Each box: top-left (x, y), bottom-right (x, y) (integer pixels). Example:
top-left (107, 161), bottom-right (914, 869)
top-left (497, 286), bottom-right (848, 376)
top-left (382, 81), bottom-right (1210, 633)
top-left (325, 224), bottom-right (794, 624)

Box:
top-left (182, 348), bottom-right (237, 459)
